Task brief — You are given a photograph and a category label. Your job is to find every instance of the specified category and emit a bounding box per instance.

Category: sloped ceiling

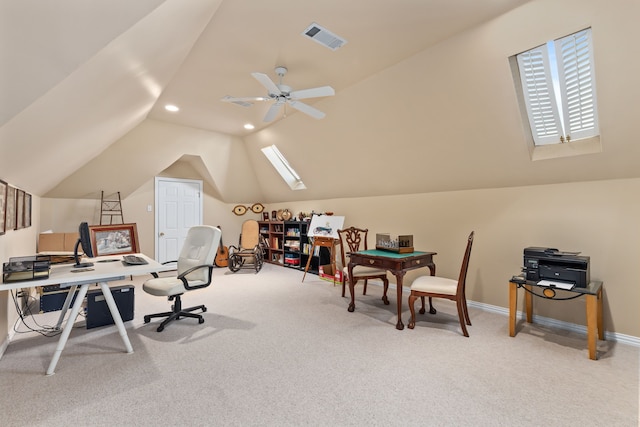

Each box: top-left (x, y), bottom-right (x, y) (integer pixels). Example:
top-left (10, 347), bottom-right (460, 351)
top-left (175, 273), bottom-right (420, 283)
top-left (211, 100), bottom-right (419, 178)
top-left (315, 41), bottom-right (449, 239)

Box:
top-left (2, 0), bottom-right (640, 203)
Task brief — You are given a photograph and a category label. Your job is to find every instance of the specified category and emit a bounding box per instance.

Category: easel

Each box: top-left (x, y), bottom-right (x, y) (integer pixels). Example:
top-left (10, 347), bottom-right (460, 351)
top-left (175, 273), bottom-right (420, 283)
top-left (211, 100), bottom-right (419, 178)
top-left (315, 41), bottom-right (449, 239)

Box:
top-left (302, 236), bottom-right (337, 285)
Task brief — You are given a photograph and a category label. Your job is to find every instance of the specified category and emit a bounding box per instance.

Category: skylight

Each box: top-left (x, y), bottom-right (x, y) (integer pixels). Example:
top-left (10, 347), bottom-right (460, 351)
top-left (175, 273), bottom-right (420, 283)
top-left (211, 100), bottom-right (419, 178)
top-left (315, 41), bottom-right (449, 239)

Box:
top-left (515, 28), bottom-right (599, 146)
top-left (261, 145), bottom-right (306, 190)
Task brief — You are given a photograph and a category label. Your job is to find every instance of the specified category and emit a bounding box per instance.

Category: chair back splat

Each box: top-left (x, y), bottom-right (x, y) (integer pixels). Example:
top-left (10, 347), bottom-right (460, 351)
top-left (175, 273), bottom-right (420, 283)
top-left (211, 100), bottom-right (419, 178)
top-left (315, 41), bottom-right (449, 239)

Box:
top-left (408, 231), bottom-right (474, 337)
top-left (337, 227), bottom-right (389, 303)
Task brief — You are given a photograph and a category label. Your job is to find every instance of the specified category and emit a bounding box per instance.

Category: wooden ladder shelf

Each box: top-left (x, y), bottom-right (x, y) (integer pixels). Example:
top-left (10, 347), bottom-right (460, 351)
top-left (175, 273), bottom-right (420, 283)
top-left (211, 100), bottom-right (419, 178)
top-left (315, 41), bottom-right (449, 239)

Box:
top-left (100, 191), bottom-right (124, 225)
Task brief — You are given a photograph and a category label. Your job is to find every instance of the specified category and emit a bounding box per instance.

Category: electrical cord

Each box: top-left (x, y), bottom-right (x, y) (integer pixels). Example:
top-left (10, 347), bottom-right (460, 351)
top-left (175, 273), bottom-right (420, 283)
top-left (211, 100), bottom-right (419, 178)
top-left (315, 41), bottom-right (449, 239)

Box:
top-left (10, 289), bottom-right (87, 337)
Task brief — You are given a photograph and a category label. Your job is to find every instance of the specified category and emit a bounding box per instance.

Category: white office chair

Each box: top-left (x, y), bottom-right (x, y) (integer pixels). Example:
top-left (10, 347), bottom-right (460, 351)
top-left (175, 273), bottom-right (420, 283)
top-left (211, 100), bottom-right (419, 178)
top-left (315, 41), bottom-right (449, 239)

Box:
top-left (142, 225), bottom-right (221, 332)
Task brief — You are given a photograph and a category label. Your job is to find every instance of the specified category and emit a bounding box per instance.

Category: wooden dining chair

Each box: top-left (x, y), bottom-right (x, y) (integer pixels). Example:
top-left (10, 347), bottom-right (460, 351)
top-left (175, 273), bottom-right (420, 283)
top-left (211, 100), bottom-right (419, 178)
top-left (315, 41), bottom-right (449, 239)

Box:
top-left (337, 227), bottom-right (389, 303)
top-left (407, 231), bottom-right (474, 336)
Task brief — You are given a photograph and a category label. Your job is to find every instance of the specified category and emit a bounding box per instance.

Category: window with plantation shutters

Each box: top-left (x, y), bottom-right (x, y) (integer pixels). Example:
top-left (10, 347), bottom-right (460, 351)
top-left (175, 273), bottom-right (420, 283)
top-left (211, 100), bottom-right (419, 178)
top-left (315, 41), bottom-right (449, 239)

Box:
top-left (516, 28), bottom-right (599, 146)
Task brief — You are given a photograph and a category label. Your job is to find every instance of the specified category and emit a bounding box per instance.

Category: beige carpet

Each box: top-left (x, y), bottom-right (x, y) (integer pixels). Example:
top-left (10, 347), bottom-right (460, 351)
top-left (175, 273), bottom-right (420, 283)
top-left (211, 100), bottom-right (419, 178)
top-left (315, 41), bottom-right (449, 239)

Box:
top-left (0, 264), bottom-right (638, 426)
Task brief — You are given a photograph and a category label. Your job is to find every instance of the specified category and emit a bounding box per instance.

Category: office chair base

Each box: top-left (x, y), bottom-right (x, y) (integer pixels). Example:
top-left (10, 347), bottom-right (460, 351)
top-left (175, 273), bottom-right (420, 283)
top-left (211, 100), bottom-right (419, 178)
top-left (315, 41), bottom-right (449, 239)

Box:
top-left (144, 295), bottom-right (207, 332)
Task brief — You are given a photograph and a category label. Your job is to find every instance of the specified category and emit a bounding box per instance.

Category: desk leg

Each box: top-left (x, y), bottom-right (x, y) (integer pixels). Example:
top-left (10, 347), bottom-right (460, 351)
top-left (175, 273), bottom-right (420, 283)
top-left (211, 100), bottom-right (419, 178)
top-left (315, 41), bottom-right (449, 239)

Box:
top-left (524, 284), bottom-right (533, 323)
top-left (98, 281), bottom-right (134, 354)
top-left (586, 293), bottom-right (598, 360)
top-left (394, 271), bottom-right (406, 330)
top-left (597, 287), bottom-right (604, 341)
top-left (509, 282), bottom-right (517, 337)
top-left (46, 284), bottom-right (90, 375)
top-left (55, 285), bottom-right (78, 330)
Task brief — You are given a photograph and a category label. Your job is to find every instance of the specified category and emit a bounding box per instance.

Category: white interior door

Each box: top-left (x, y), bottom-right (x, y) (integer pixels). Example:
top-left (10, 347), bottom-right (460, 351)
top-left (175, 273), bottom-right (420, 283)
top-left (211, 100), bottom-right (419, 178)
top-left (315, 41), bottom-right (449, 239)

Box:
top-left (155, 177), bottom-right (203, 263)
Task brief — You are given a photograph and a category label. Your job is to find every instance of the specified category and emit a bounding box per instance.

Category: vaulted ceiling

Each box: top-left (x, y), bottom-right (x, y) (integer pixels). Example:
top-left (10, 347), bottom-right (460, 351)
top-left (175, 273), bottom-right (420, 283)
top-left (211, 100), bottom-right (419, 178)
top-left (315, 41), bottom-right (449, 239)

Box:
top-left (2, 0), bottom-right (639, 203)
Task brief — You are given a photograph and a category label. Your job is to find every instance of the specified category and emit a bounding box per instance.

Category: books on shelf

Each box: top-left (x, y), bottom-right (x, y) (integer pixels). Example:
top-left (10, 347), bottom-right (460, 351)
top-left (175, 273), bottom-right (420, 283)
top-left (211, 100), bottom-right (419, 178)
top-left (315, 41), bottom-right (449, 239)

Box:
top-left (284, 240), bottom-right (300, 252)
top-left (302, 243), bottom-right (320, 256)
top-left (285, 228), bottom-right (300, 236)
top-left (271, 237), bottom-right (281, 249)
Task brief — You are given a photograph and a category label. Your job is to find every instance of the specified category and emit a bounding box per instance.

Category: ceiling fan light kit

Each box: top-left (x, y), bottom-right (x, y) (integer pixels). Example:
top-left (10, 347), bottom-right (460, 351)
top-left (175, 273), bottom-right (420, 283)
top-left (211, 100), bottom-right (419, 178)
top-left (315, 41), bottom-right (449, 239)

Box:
top-left (222, 66), bottom-right (335, 122)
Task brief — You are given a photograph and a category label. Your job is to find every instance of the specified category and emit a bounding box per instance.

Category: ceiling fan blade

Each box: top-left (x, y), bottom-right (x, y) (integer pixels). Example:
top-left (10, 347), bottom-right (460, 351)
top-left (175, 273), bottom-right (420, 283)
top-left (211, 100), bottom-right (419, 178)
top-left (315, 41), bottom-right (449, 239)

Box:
top-left (263, 102), bottom-right (284, 122)
top-left (252, 72), bottom-right (281, 95)
top-left (221, 95), bottom-right (270, 102)
top-left (288, 100), bottom-right (326, 119)
top-left (289, 86), bottom-right (335, 100)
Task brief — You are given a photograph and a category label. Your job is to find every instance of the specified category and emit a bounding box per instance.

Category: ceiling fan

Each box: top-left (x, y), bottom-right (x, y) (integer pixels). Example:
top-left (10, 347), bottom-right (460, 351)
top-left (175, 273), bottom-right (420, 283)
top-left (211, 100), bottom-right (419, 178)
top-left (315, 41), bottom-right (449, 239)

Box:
top-left (222, 66), bottom-right (335, 122)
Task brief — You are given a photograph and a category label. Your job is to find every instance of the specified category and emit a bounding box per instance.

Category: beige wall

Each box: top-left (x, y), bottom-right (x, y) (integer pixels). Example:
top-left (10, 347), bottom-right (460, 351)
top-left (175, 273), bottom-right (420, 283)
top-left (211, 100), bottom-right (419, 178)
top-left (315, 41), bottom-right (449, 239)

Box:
top-left (267, 178), bottom-right (640, 337)
top-left (15, 176), bottom-right (640, 340)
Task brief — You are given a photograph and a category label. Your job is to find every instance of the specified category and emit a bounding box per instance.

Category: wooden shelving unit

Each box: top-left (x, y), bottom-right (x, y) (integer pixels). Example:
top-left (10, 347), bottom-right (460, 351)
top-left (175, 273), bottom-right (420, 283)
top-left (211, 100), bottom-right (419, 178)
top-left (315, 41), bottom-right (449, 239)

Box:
top-left (259, 220), bottom-right (319, 274)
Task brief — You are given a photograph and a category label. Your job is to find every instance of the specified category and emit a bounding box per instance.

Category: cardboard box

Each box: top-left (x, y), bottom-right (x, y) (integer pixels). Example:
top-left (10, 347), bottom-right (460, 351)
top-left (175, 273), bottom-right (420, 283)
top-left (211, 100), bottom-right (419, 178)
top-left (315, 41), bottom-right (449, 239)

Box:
top-left (38, 232), bottom-right (79, 253)
top-left (319, 264), bottom-right (343, 283)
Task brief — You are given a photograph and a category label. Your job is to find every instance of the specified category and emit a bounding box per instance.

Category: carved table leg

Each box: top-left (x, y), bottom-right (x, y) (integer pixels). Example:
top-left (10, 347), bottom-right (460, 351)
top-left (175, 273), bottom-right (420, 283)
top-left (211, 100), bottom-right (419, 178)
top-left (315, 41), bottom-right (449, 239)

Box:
top-left (394, 271), bottom-right (406, 330)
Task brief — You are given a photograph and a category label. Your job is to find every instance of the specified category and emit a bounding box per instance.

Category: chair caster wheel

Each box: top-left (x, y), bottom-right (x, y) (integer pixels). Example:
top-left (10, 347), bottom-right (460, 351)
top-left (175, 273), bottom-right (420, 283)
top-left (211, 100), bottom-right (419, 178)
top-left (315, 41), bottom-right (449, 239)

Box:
top-left (157, 325), bottom-right (164, 332)
top-left (144, 316), bottom-right (150, 323)
top-left (202, 307), bottom-right (207, 313)
top-left (199, 318), bottom-right (205, 324)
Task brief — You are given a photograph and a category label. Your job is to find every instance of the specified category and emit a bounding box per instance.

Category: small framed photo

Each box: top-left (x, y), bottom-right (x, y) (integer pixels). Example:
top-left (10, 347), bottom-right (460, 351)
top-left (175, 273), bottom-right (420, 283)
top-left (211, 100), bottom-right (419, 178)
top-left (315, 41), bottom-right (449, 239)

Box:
top-left (24, 193), bottom-right (32, 227)
top-left (88, 223), bottom-right (139, 257)
top-left (16, 189), bottom-right (25, 229)
top-left (5, 185), bottom-right (16, 231)
top-left (0, 180), bottom-right (7, 235)
top-left (262, 212), bottom-right (269, 221)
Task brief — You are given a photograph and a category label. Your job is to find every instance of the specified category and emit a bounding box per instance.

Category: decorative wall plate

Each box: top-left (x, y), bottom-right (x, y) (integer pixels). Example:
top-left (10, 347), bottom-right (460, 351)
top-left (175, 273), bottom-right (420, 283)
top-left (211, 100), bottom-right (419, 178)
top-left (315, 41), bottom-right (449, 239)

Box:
top-left (233, 205), bottom-right (248, 215)
top-left (233, 203), bottom-right (265, 216)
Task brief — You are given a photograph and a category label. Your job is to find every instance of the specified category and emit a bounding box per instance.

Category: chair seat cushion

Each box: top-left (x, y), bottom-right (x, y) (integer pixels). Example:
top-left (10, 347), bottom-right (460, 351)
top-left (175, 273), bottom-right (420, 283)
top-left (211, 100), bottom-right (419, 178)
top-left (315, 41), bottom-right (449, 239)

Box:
top-left (410, 275), bottom-right (457, 295)
top-left (143, 277), bottom-right (206, 297)
top-left (342, 265), bottom-right (387, 277)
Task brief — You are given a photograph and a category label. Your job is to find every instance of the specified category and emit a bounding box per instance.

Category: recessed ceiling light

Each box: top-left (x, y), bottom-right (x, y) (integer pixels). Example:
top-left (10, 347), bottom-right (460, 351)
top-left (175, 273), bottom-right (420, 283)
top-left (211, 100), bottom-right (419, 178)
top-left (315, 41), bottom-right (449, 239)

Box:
top-left (244, 123), bottom-right (255, 130)
top-left (165, 104), bottom-right (179, 112)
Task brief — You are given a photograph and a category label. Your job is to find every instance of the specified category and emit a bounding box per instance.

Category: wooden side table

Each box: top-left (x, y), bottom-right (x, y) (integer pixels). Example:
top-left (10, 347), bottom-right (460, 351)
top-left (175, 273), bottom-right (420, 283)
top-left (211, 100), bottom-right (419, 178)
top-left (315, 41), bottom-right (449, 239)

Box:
top-left (508, 276), bottom-right (604, 360)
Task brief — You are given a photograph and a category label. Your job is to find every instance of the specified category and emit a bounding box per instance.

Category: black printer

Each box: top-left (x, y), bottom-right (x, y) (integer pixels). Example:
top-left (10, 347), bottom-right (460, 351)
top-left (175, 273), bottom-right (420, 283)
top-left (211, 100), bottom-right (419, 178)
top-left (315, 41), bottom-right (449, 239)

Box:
top-left (523, 247), bottom-right (590, 288)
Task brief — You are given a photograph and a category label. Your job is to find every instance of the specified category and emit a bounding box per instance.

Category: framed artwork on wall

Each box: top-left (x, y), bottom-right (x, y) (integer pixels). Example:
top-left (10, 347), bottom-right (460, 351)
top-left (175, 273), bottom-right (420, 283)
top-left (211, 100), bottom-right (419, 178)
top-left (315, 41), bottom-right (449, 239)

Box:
top-left (16, 189), bottom-right (25, 229)
top-left (0, 180), bottom-right (7, 235)
top-left (88, 223), bottom-right (139, 257)
top-left (24, 193), bottom-right (32, 227)
top-left (5, 185), bottom-right (16, 232)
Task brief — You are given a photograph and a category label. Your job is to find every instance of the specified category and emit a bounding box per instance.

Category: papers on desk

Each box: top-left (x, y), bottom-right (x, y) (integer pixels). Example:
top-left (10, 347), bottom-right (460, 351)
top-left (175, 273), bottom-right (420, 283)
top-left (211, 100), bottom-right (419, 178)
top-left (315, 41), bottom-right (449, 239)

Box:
top-left (537, 280), bottom-right (575, 290)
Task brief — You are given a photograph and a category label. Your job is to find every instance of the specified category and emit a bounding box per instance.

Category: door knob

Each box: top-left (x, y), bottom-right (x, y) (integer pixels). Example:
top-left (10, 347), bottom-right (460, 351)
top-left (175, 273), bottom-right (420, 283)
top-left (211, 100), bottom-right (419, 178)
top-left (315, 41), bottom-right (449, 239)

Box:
top-left (159, 232), bottom-right (165, 237)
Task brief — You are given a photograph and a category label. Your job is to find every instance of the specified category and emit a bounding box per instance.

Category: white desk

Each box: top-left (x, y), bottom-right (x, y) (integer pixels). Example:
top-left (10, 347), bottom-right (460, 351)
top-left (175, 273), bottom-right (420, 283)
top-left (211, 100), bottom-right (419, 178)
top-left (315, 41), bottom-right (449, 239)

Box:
top-left (0, 254), bottom-right (173, 375)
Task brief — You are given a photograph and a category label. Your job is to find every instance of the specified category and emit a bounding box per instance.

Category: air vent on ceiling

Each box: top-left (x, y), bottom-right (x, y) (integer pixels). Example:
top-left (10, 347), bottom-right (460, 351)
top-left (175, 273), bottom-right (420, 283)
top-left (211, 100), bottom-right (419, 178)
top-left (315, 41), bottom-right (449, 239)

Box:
top-left (301, 22), bottom-right (347, 51)
top-left (222, 96), bottom-right (252, 108)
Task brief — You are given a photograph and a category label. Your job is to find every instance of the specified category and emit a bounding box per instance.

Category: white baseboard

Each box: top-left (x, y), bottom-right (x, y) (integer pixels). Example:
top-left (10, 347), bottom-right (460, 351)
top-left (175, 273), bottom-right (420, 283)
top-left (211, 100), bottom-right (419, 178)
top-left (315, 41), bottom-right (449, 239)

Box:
top-left (375, 281), bottom-right (640, 347)
top-left (467, 300), bottom-right (640, 347)
top-left (0, 330), bottom-right (14, 361)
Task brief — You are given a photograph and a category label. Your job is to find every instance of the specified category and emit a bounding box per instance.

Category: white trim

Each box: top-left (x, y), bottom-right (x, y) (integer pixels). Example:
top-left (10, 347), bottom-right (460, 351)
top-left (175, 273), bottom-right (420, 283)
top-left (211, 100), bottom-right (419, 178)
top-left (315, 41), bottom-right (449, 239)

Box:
top-left (467, 300), bottom-right (640, 347)
top-left (0, 334), bottom-right (10, 360)
top-left (368, 281), bottom-right (639, 346)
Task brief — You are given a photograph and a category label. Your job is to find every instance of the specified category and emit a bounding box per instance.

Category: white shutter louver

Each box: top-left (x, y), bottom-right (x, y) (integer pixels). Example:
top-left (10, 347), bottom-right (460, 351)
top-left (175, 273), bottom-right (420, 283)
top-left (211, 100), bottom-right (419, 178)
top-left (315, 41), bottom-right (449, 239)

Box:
top-left (555, 28), bottom-right (599, 141)
top-left (517, 45), bottom-right (563, 145)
